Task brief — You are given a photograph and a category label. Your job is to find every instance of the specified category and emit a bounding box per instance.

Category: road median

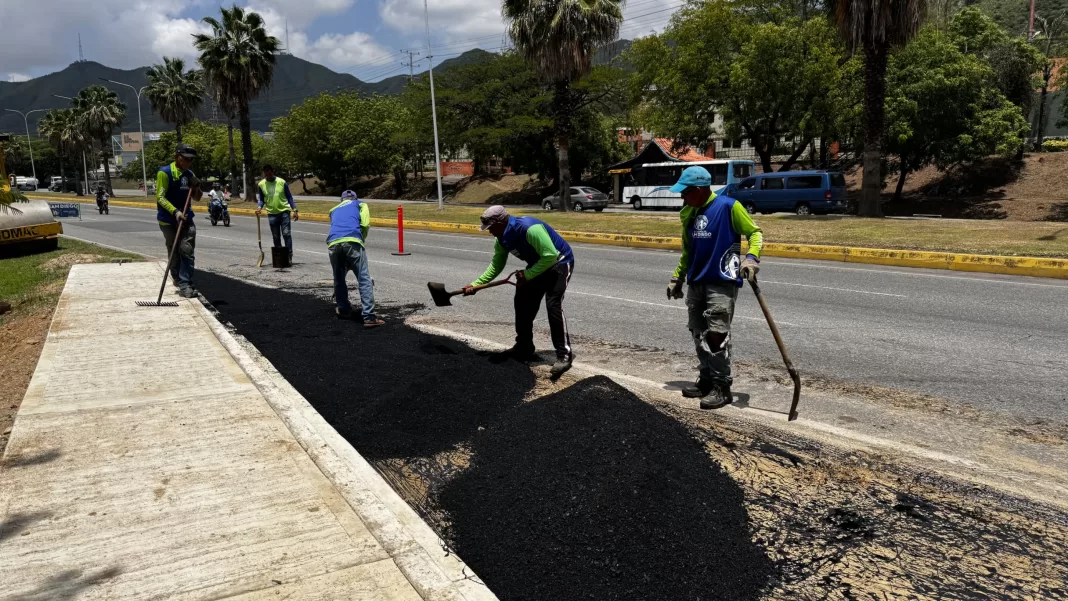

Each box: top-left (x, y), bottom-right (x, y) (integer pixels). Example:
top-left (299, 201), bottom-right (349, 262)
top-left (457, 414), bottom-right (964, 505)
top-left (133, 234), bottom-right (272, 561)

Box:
top-left (50, 197), bottom-right (1068, 279)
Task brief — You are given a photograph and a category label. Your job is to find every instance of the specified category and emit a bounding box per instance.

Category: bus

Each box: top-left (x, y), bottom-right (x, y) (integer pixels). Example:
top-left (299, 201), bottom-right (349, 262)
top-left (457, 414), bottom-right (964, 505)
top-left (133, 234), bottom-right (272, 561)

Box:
top-left (623, 159), bottom-right (756, 210)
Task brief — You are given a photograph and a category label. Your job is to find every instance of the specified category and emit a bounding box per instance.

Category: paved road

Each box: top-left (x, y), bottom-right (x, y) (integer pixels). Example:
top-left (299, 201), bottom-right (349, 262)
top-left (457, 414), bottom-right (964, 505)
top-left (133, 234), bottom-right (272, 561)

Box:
top-left (58, 205), bottom-right (1068, 423)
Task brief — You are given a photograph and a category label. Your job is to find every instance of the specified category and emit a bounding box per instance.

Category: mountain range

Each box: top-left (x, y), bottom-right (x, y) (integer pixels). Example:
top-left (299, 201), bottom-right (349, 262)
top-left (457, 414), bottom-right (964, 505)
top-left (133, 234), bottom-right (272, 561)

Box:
top-left (0, 42), bottom-right (629, 136)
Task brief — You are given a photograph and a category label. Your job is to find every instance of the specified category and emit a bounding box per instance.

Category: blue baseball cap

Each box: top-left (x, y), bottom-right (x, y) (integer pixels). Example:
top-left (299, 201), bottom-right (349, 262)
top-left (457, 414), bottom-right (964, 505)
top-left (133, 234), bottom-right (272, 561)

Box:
top-left (669, 166), bottom-right (712, 193)
top-left (341, 190), bottom-right (358, 201)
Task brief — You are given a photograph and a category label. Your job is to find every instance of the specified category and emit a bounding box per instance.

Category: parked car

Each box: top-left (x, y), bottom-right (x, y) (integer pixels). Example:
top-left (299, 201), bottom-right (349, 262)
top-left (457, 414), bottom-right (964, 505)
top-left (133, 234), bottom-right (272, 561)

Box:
top-left (139, 181), bottom-right (156, 194)
top-left (48, 177), bottom-right (81, 193)
top-left (542, 186), bottom-right (609, 211)
top-left (723, 170), bottom-right (847, 215)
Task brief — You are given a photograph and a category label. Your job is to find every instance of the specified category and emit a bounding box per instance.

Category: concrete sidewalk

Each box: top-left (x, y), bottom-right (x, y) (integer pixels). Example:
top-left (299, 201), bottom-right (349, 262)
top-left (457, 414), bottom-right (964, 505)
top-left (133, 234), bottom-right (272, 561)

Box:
top-left (0, 262), bottom-right (495, 601)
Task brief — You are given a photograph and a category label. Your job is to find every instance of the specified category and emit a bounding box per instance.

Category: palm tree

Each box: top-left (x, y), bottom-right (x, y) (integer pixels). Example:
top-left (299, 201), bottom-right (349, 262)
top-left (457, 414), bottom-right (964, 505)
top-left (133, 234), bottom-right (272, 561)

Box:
top-left (503, 0), bottom-right (623, 211)
top-left (73, 85), bottom-right (126, 195)
top-left (831, 0), bottom-right (926, 217)
top-left (38, 108), bottom-right (85, 194)
top-left (145, 57), bottom-right (206, 144)
top-left (194, 5), bottom-right (280, 200)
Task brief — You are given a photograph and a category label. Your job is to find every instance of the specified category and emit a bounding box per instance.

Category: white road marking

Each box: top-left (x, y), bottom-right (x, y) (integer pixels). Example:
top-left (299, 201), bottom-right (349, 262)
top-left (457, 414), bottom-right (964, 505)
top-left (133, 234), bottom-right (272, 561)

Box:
top-left (568, 290), bottom-right (796, 325)
top-left (758, 280), bottom-right (907, 298)
top-left (776, 260), bottom-right (1068, 288)
top-left (405, 243), bottom-right (494, 254)
top-left (296, 248), bottom-right (401, 266)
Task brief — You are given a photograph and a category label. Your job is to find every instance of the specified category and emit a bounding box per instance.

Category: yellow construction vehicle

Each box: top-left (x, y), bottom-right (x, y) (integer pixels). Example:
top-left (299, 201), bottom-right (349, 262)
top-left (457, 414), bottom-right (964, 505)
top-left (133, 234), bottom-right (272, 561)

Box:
top-left (0, 134), bottom-right (62, 253)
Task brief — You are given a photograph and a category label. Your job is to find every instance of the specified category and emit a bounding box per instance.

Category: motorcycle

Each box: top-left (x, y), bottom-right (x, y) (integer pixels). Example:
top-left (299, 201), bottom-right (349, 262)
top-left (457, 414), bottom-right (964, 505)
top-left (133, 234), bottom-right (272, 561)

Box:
top-left (96, 191), bottom-right (109, 215)
top-left (208, 195), bottom-right (230, 227)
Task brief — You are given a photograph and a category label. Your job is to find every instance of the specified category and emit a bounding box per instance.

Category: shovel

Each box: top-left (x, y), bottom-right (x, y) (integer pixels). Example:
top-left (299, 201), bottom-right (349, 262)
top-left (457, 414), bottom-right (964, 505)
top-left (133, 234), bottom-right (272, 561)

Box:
top-left (428, 273), bottom-right (517, 307)
top-left (748, 278), bottom-right (801, 421)
top-left (256, 213), bottom-right (264, 268)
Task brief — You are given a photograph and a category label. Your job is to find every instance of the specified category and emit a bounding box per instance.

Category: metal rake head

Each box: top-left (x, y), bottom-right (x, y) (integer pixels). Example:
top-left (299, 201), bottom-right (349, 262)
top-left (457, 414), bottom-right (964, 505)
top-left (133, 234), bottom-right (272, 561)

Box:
top-left (134, 301), bottom-right (180, 307)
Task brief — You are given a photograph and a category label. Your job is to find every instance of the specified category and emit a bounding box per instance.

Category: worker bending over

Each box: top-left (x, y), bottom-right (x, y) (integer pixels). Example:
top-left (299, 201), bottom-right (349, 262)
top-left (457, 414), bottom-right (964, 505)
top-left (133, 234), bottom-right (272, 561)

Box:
top-left (464, 206), bottom-right (576, 377)
top-left (327, 190), bottom-right (383, 328)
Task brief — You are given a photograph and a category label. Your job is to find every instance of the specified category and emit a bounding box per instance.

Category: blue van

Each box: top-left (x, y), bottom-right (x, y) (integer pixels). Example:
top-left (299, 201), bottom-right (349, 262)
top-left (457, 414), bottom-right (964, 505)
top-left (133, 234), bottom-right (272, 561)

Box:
top-left (723, 170), bottom-right (847, 215)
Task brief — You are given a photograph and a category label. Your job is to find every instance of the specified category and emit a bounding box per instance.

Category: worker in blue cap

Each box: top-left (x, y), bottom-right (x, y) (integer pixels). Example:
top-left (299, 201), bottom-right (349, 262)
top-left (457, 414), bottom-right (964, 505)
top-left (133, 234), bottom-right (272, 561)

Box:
top-left (666, 165), bottom-right (763, 409)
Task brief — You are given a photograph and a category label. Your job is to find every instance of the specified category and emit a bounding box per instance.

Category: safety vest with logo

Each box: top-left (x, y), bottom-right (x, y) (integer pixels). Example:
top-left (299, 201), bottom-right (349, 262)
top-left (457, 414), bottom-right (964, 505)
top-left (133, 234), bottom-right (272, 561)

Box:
top-left (498, 216), bottom-right (574, 269)
top-left (686, 195), bottom-right (741, 286)
top-left (326, 199), bottom-right (365, 247)
top-left (156, 162), bottom-right (196, 225)
top-left (258, 179), bottom-right (291, 214)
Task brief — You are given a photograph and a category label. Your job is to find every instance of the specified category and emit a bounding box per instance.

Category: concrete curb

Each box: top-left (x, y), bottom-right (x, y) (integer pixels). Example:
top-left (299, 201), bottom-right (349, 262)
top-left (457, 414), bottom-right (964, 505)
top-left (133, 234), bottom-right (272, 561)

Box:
top-left (55, 198), bottom-right (1068, 279)
top-left (192, 296), bottom-right (498, 601)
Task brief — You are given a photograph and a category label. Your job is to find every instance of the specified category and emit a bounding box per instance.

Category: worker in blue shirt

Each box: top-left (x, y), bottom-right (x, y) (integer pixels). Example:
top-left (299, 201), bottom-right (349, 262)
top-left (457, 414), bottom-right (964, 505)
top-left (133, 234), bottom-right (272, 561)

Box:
top-left (255, 164), bottom-right (299, 262)
top-left (666, 166), bottom-right (763, 409)
top-left (327, 190), bottom-right (384, 328)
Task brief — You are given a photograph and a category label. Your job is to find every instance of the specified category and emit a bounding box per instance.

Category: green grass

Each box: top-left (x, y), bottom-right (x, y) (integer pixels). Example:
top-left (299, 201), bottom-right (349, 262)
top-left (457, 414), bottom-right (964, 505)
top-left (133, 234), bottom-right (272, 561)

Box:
top-left (38, 194), bottom-right (1068, 258)
top-left (0, 238), bottom-right (141, 319)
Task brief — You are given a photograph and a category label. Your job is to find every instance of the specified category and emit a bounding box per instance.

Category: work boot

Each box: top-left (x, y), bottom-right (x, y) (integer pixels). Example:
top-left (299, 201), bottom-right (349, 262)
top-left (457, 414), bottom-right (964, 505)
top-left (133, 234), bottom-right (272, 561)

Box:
top-left (176, 287), bottom-right (198, 299)
top-left (699, 384), bottom-right (733, 410)
top-left (363, 318), bottom-right (385, 329)
top-left (336, 308), bottom-right (356, 320)
top-left (490, 345), bottom-right (538, 364)
top-left (681, 378), bottom-right (714, 399)
top-left (550, 353), bottom-right (574, 378)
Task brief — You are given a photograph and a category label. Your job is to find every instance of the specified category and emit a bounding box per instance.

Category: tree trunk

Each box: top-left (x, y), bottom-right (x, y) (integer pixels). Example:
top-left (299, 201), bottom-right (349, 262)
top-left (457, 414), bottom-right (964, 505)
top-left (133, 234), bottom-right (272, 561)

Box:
top-left (778, 137), bottom-right (812, 172)
top-left (101, 137), bottom-right (114, 195)
top-left (75, 149), bottom-right (84, 196)
top-left (1035, 63), bottom-right (1052, 150)
top-left (227, 118), bottom-right (238, 197)
top-left (176, 121), bottom-right (183, 145)
top-left (753, 139), bottom-right (773, 173)
top-left (59, 155), bottom-right (65, 192)
top-left (893, 157), bottom-right (908, 204)
top-left (819, 135), bottom-right (828, 169)
top-left (239, 104), bottom-right (256, 202)
top-left (860, 42), bottom-right (888, 217)
top-left (553, 81), bottom-right (573, 212)
top-left (298, 175), bottom-right (308, 194)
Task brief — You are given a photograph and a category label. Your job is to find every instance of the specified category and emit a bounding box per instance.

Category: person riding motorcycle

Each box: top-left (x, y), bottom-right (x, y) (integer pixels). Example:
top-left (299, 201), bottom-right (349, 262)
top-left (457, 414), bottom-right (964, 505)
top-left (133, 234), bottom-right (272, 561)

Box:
top-left (95, 186), bottom-right (109, 215)
top-left (207, 184), bottom-right (230, 226)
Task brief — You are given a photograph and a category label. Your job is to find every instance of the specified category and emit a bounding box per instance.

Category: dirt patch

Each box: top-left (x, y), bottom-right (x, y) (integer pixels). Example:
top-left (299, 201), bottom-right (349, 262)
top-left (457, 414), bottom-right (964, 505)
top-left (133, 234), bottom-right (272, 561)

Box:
top-left (0, 309), bottom-right (52, 453)
top-left (450, 174), bottom-right (545, 206)
top-left (39, 253), bottom-right (104, 272)
top-left (197, 272), bottom-right (1068, 600)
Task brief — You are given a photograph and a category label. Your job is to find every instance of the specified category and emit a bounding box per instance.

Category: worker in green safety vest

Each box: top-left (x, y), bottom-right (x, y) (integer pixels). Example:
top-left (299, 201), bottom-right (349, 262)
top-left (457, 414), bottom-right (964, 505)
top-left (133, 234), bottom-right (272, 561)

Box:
top-left (255, 164), bottom-right (299, 262)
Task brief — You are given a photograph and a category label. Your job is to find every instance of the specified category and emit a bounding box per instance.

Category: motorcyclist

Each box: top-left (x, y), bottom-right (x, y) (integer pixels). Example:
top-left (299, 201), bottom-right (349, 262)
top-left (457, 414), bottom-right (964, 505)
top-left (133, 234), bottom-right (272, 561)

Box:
top-left (95, 186), bottom-right (109, 214)
top-left (208, 184), bottom-right (229, 225)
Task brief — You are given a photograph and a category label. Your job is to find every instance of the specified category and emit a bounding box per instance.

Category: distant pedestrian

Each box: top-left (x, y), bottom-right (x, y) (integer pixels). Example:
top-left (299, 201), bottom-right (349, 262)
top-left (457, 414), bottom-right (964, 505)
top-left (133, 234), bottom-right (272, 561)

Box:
top-left (463, 205), bottom-right (575, 377)
top-left (666, 166), bottom-right (763, 409)
top-left (155, 144), bottom-right (203, 298)
top-left (255, 165), bottom-right (299, 262)
top-left (327, 190), bottom-right (383, 328)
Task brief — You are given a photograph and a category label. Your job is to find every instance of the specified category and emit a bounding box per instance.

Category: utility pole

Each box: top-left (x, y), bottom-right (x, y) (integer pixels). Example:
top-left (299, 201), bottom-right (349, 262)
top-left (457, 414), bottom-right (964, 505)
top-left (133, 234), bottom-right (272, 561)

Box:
top-left (423, 0), bottom-right (444, 210)
top-left (1029, 0), bottom-right (1037, 40)
top-left (53, 94), bottom-right (90, 195)
top-left (403, 50), bottom-right (420, 83)
top-left (101, 78), bottom-right (149, 196)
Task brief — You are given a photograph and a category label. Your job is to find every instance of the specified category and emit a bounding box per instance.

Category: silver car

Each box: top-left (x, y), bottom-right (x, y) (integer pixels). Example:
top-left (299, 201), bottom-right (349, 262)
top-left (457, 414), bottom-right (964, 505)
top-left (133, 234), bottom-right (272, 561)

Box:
top-left (542, 186), bottom-right (609, 212)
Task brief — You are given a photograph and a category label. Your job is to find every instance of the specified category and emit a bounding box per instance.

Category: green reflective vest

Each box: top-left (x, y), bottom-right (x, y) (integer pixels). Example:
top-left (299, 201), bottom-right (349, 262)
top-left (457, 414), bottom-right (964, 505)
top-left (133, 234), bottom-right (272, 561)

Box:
top-left (258, 179), bottom-right (290, 214)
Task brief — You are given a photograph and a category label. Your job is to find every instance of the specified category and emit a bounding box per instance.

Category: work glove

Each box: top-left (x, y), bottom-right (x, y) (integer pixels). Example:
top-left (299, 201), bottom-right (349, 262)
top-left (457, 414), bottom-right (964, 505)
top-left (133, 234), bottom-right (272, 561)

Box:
top-left (667, 278), bottom-right (685, 300)
top-left (462, 285), bottom-right (476, 296)
top-left (174, 211), bottom-right (186, 222)
top-left (188, 175), bottom-right (201, 191)
top-left (513, 270), bottom-right (527, 286)
top-left (740, 255), bottom-right (760, 283)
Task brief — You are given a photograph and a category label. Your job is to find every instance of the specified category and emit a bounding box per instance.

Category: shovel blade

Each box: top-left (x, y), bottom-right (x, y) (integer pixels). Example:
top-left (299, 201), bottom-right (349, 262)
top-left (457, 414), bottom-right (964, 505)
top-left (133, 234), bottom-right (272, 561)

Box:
top-left (427, 282), bottom-right (453, 307)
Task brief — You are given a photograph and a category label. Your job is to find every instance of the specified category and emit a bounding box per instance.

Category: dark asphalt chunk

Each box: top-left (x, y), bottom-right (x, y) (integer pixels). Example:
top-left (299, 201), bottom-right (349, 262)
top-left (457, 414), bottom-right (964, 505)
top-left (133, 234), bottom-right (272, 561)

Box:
top-left (197, 272), bottom-right (776, 600)
top-left (439, 375), bottom-right (774, 601)
top-left (196, 271), bottom-right (536, 461)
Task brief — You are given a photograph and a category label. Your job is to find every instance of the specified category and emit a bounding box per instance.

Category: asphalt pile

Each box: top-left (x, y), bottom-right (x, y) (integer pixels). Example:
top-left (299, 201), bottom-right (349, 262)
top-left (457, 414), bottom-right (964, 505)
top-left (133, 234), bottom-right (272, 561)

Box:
top-left (197, 273), bottom-right (775, 600)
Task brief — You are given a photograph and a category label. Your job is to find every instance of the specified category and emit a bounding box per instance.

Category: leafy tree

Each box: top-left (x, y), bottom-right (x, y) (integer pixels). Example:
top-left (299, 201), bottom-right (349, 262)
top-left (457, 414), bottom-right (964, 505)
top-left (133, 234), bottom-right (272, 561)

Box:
top-left (271, 93), bottom-right (351, 190)
top-left (194, 5), bottom-right (280, 199)
top-left (885, 28), bottom-right (1029, 200)
top-left (629, 3), bottom-right (854, 172)
top-left (145, 57), bottom-right (206, 144)
top-left (504, 0), bottom-right (624, 211)
top-left (830, 0), bottom-right (927, 217)
top-left (124, 120), bottom-right (263, 191)
top-left (37, 108), bottom-right (85, 193)
top-left (72, 84), bottom-right (126, 195)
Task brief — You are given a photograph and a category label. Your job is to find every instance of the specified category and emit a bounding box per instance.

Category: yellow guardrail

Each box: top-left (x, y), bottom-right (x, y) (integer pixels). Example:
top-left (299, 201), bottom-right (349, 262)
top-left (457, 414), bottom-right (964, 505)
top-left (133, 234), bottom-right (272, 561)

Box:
top-left (45, 197), bottom-right (1068, 280)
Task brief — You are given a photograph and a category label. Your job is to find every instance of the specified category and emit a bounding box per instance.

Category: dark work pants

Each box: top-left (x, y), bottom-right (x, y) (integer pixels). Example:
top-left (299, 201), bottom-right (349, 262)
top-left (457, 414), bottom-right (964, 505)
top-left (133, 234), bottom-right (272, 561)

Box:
top-left (514, 262), bottom-right (574, 359)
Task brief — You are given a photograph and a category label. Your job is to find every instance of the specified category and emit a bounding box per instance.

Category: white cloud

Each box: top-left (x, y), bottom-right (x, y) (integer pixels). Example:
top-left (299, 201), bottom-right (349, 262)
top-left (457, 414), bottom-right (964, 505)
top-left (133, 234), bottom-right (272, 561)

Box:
top-left (380, 0), bottom-right (505, 43)
top-left (5, 73), bottom-right (31, 82)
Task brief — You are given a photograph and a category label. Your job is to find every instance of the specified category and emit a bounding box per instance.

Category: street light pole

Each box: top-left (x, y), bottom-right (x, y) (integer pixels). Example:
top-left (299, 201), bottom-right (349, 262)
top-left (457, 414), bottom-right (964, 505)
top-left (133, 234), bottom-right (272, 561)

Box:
top-left (3, 108), bottom-right (45, 189)
top-left (52, 94), bottom-right (90, 195)
top-left (423, 0), bottom-right (445, 210)
top-left (101, 78), bottom-right (149, 197)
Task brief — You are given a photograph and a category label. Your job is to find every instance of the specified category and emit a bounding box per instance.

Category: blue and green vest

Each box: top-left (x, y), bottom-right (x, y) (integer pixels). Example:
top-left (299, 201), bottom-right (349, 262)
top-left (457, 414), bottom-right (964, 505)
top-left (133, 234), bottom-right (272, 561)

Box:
top-left (686, 195), bottom-right (741, 285)
top-left (327, 199), bottom-right (364, 247)
top-left (156, 163), bottom-right (196, 225)
top-left (499, 216), bottom-right (574, 268)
